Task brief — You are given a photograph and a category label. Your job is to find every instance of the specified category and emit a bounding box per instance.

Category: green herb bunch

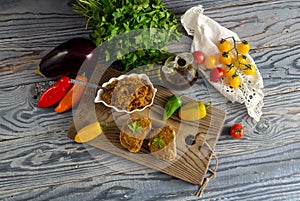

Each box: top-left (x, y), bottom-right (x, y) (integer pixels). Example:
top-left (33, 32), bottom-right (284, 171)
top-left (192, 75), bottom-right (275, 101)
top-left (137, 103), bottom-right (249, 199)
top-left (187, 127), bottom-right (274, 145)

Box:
top-left (73, 0), bottom-right (180, 71)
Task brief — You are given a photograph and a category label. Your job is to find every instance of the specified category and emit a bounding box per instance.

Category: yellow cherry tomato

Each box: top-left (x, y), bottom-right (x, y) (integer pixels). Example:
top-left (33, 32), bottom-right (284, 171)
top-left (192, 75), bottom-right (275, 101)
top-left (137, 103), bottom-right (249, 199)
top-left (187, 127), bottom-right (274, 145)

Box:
top-left (204, 55), bottom-right (217, 69)
top-left (243, 64), bottom-right (256, 75)
top-left (229, 75), bottom-right (241, 89)
top-left (234, 54), bottom-right (247, 68)
top-left (224, 64), bottom-right (236, 78)
top-left (218, 39), bottom-right (232, 52)
top-left (219, 52), bottom-right (233, 65)
top-left (237, 40), bottom-right (250, 54)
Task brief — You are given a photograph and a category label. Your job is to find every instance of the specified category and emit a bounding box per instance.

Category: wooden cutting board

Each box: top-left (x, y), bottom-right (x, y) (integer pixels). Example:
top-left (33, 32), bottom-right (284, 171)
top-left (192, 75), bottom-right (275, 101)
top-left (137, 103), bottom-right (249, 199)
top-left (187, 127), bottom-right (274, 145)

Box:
top-left (68, 64), bottom-right (226, 187)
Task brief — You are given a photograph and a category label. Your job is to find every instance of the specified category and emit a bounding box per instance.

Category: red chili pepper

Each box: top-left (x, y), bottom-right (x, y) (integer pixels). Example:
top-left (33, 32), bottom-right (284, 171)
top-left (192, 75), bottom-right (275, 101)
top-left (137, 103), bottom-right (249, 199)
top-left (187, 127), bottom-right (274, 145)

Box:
top-left (55, 74), bottom-right (88, 113)
top-left (38, 76), bottom-right (72, 108)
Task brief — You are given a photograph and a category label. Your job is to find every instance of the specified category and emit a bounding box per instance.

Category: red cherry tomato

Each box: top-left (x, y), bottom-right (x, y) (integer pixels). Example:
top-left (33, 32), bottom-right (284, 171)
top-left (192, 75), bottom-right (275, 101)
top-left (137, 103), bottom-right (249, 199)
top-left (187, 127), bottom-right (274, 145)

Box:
top-left (192, 51), bottom-right (205, 64)
top-left (230, 124), bottom-right (245, 138)
top-left (210, 67), bottom-right (225, 82)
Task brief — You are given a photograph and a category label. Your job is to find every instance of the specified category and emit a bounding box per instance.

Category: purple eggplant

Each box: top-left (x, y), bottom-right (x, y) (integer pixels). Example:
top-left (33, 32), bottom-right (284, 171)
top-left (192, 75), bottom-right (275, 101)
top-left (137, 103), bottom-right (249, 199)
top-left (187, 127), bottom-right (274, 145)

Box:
top-left (35, 37), bottom-right (97, 78)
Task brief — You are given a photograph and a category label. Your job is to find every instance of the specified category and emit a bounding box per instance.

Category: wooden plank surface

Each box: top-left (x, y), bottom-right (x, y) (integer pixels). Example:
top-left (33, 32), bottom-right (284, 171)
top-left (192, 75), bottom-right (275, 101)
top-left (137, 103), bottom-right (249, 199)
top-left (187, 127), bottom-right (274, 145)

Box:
top-left (0, 0), bottom-right (300, 200)
top-left (67, 67), bottom-right (226, 187)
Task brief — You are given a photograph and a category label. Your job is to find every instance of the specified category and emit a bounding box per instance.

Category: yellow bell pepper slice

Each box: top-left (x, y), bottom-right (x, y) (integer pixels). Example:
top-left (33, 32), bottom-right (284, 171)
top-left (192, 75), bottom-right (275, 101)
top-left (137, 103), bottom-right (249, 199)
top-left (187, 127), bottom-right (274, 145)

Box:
top-left (74, 121), bottom-right (102, 143)
top-left (179, 102), bottom-right (208, 121)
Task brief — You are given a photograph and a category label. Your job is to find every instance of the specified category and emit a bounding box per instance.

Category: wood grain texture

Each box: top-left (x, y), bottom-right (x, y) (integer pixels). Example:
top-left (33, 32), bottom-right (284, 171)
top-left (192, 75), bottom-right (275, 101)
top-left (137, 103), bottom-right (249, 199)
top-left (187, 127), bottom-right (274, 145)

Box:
top-left (1, 0), bottom-right (300, 200)
top-left (67, 67), bottom-right (225, 188)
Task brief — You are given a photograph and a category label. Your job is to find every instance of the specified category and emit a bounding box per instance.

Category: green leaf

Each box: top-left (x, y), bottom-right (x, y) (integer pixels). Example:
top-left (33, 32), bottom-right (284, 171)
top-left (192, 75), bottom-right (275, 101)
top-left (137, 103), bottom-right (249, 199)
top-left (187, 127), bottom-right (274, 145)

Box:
top-left (128, 121), bottom-right (142, 135)
top-left (152, 138), bottom-right (165, 148)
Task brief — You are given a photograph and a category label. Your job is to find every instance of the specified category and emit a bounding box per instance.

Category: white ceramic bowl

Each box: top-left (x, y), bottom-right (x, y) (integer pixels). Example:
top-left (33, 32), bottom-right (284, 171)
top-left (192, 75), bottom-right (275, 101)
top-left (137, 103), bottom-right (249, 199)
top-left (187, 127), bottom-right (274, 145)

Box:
top-left (94, 73), bottom-right (157, 113)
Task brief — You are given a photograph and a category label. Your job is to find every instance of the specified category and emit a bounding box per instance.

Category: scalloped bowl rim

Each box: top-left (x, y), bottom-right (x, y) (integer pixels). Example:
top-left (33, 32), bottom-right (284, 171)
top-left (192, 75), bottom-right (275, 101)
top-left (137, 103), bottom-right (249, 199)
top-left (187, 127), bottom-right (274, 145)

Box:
top-left (94, 73), bottom-right (157, 114)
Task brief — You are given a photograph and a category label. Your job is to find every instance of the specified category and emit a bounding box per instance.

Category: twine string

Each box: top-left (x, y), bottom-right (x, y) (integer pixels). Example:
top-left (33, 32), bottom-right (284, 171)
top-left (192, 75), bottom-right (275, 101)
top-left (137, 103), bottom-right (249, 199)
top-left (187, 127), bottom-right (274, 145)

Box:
top-left (195, 141), bottom-right (219, 197)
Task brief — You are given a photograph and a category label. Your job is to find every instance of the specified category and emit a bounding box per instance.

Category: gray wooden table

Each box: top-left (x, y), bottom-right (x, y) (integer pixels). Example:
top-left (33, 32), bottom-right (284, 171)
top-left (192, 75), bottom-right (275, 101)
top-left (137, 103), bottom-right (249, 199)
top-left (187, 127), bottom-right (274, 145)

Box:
top-left (1, 0), bottom-right (299, 200)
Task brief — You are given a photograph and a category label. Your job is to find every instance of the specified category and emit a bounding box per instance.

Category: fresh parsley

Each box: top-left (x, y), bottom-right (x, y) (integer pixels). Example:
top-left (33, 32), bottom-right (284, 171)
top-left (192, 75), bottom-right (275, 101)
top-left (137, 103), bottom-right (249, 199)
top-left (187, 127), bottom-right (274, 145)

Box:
top-left (73, 0), bottom-right (180, 71)
top-left (128, 121), bottom-right (142, 135)
top-left (152, 137), bottom-right (165, 148)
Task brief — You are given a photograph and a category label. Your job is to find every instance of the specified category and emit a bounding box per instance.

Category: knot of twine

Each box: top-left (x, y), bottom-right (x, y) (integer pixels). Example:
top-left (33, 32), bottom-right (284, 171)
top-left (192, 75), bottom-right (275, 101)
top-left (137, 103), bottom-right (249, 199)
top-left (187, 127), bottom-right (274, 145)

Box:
top-left (195, 141), bottom-right (219, 197)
